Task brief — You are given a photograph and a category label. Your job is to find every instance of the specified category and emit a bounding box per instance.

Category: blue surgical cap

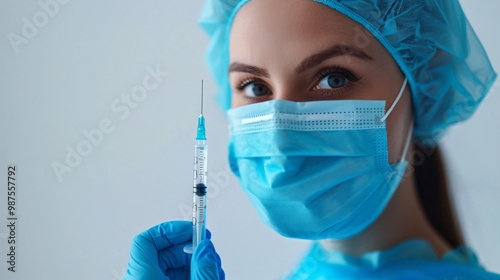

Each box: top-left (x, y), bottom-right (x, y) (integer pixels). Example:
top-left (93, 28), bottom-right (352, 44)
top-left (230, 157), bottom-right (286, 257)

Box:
top-left (199, 0), bottom-right (497, 144)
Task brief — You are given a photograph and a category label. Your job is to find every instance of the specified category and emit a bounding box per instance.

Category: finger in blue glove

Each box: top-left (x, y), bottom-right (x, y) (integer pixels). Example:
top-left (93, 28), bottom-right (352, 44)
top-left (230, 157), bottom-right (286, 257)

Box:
top-left (124, 221), bottom-right (212, 280)
top-left (191, 239), bottom-right (225, 280)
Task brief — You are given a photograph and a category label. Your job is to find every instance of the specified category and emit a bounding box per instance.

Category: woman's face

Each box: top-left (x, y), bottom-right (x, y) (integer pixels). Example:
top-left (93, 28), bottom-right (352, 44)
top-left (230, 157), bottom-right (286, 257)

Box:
top-left (228, 0), bottom-right (413, 163)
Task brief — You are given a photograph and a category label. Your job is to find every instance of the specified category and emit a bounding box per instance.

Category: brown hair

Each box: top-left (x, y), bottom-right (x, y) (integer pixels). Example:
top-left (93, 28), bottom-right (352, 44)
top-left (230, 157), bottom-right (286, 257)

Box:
top-left (413, 143), bottom-right (465, 247)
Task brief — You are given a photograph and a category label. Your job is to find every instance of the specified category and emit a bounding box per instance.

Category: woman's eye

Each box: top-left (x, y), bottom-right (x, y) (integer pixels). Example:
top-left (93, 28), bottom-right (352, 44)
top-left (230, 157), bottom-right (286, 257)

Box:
top-left (317, 73), bottom-right (349, 89)
top-left (311, 68), bottom-right (361, 96)
top-left (242, 82), bottom-right (271, 98)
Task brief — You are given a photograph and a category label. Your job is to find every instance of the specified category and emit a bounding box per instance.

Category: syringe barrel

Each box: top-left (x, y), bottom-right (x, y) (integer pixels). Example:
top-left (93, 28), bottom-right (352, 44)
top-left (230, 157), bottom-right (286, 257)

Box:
top-left (192, 140), bottom-right (207, 250)
top-left (194, 141), bottom-right (208, 187)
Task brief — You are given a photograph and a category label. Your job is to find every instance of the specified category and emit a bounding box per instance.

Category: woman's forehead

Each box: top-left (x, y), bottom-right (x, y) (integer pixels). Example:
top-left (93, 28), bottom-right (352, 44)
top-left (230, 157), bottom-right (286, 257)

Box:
top-left (230, 0), bottom-right (382, 56)
top-left (231, 0), bottom-right (363, 42)
top-left (229, 0), bottom-right (385, 66)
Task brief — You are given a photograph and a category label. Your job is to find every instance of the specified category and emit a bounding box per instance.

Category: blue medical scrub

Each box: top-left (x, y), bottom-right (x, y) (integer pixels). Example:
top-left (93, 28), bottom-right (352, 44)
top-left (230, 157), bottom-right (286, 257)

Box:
top-left (288, 239), bottom-right (500, 279)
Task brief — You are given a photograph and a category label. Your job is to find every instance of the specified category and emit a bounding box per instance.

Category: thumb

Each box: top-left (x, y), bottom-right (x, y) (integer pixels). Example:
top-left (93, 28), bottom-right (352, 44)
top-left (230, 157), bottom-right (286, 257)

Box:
top-left (191, 239), bottom-right (224, 280)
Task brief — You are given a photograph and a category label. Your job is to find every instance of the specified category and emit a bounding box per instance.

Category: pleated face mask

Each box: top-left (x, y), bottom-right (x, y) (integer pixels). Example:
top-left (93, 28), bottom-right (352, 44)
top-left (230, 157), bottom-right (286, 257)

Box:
top-left (227, 79), bottom-right (412, 240)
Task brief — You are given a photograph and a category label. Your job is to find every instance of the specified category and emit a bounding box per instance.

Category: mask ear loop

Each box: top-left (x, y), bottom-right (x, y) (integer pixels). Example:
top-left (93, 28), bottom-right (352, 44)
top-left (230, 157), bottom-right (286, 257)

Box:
top-left (393, 78), bottom-right (413, 164)
top-left (390, 78), bottom-right (413, 165)
top-left (380, 78), bottom-right (408, 123)
top-left (392, 120), bottom-right (413, 183)
top-left (378, 78), bottom-right (413, 165)
top-left (399, 121), bottom-right (414, 164)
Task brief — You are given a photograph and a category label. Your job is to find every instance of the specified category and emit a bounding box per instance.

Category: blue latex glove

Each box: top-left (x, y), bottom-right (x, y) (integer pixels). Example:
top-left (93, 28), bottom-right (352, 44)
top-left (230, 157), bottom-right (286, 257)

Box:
top-left (124, 221), bottom-right (224, 280)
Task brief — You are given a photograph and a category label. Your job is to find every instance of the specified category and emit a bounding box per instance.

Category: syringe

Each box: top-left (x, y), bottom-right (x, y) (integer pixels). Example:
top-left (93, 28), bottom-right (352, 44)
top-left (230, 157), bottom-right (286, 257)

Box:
top-left (185, 80), bottom-right (208, 254)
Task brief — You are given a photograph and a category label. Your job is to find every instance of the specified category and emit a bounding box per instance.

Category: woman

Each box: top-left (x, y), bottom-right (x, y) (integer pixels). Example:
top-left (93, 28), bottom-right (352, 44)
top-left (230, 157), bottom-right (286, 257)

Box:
top-left (124, 0), bottom-right (499, 279)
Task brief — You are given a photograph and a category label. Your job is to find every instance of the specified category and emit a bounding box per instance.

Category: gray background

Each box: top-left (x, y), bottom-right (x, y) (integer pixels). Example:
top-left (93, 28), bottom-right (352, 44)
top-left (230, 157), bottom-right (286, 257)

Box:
top-left (0, 0), bottom-right (498, 279)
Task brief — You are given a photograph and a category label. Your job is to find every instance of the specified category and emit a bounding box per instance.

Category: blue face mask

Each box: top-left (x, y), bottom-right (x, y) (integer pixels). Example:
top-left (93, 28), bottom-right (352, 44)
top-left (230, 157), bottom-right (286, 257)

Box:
top-left (227, 79), bottom-right (412, 240)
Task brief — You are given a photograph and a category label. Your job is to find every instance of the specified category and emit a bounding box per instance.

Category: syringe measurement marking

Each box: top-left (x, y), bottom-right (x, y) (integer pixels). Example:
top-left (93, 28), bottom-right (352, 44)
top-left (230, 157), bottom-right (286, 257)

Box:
top-left (193, 148), bottom-right (206, 226)
top-left (196, 196), bottom-right (206, 223)
top-left (192, 195), bottom-right (206, 226)
top-left (196, 148), bottom-right (206, 183)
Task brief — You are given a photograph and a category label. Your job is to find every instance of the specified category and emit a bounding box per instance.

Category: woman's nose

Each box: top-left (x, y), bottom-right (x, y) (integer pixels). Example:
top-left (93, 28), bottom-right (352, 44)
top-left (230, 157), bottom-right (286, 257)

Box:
top-left (272, 86), bottom-right (310, 102)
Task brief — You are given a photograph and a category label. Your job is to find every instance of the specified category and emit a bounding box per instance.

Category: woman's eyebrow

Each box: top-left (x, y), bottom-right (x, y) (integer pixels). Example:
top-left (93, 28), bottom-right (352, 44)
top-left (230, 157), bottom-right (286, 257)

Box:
top-left (228, 45), bottom-right (371, 77)
top-left (294, 44), bottom-right (372, 73)
top-left (228, 63), bottom-right (270, 77)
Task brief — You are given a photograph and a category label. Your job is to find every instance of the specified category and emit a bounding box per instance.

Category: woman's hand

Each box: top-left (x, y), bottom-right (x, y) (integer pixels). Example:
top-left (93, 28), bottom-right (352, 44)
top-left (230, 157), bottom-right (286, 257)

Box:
top-left (124, 221), bottom-right (224, 280)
